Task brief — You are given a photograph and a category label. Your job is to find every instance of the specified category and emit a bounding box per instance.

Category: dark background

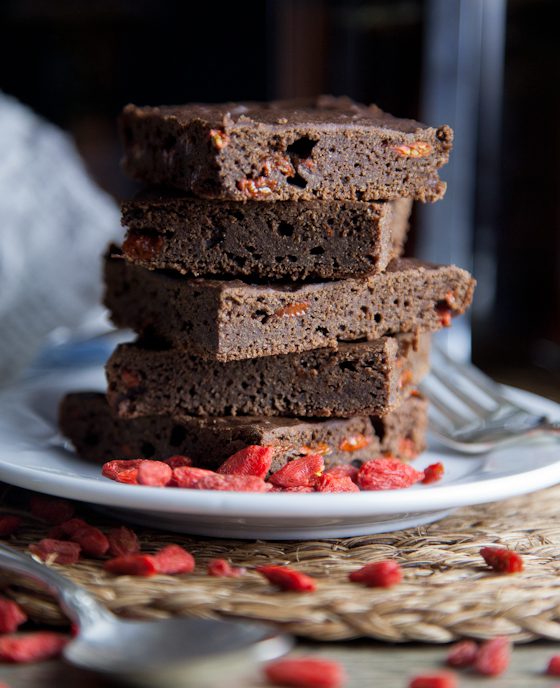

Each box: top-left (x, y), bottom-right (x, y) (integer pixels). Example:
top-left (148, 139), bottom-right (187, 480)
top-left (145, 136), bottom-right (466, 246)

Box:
top-left (1, 0), bottom-right (558, 391)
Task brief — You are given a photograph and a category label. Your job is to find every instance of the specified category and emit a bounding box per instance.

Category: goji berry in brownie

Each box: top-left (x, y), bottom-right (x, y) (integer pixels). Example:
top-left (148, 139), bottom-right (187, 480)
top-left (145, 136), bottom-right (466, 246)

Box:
top-left (104, 248), bottom-right (474, 362)
top-left (121, 191), bottom-right (410, 281)
top-left (59, 392), bottom-right (428, 470)
top-left (480, 547), bottom-right (523, 573)
top-left (120, 96), bottom-right (452, 202)
top-left (105, 334), bottom-right (429, 420)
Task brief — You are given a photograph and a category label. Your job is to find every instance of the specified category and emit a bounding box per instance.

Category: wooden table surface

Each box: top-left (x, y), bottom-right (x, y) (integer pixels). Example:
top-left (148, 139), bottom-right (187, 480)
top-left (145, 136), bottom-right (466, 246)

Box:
top-left (2, 641), bottom-right (560, 687)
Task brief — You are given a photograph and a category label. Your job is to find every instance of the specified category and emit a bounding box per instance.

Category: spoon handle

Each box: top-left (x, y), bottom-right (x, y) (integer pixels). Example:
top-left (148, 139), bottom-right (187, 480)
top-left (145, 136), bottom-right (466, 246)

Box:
top-left (0, 541), bottom-right (112, 627)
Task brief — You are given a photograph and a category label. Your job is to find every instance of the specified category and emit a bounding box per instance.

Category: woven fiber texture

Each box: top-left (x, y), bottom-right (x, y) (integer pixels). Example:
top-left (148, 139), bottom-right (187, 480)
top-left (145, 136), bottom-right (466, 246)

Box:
top-left (2, 484), bottom-right (560, 644)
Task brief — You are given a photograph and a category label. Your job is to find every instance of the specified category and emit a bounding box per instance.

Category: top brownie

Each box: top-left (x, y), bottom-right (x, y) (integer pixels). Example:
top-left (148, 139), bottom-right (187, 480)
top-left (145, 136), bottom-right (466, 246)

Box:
top-left (120, 96), bottom-right (453, 202)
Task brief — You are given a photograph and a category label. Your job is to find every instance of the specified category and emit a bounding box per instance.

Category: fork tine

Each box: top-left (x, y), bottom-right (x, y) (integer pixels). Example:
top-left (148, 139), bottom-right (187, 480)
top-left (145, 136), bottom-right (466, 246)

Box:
top-left (432, 347), bottom-right (507, 406)
top-left (429, 367), bottom-right (492, 417)
top-left (419, 377), bottom-right (472, 429)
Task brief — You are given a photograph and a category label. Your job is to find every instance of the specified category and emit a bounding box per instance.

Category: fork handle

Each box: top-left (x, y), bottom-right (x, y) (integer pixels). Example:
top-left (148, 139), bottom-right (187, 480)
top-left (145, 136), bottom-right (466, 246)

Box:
top-left (0, 542), bottom-right (111, 627)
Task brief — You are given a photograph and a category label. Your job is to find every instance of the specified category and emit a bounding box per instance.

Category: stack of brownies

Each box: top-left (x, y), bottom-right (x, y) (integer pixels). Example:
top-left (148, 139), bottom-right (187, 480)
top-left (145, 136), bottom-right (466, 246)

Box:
top-left (60, 97), bottom-right (475, 475)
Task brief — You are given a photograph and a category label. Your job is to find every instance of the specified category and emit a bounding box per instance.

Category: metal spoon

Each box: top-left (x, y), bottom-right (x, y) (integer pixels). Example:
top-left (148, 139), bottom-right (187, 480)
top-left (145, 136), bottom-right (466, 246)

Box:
top-left (0, 542), bottom-right (291, 686)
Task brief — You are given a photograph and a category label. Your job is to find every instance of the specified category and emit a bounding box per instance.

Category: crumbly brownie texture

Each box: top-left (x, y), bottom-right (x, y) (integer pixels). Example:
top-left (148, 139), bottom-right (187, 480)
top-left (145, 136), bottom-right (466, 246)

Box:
top-left (105, 334), bottom-right (430, 420)
top-left (120, 193), bottom-right (411, 281)
top-left (59, 392), bottom-right (428, 470)
top-left (104, 252), bottom-right (474, 362)
top-left (120, 96), bottom-right (452, 202)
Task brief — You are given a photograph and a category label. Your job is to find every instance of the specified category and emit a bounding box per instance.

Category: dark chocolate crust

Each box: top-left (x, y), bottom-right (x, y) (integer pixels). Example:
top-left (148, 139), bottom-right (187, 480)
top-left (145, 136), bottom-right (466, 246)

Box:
top-left (105, 334), bottom-right (430, 420)
top-left (104, 250), bottom-right (474, 362)
top-left (120, 96), bottom-right (452, 202)
top-left (121, 192), bottom-right (411, 281)
top-left (59, 392), bottom-right (428, 470)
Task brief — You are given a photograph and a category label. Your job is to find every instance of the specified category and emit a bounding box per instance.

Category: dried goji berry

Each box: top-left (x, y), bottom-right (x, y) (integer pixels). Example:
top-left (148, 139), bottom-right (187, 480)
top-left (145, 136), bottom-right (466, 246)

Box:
top-left (446, 639), bottom-right (478, 668)
top-left (339, 433), bottom-right (371, 453)
top-left (29, 539), bottom-right (81, 565)
top-left (207, 559), bottom-right (245, 577)
top-left (194, 474), bottom-right (271, 492)
top-left (0, 632), bottom-right (69, 663)
top-left (325, 464), bottom-right (359, 483)
top-left (163, 455), bottom-right (193, 469)
top-left (408, 672), bottom-right (457, 688)
top-left (473, 637), bottom-right (511, 676)
top-left (273, 302), bottom-right (310, 318)
top-left (217, 445), bottom-right (274, 479)
top-left (137, 461), bottom-right (172, 487)
top-left (270, 486), bottom-right (315, 493)
top-left (104, 553), bottom-right (157, 577)
top-left (107, 526), bottom-right (140, 557)
top-left (348, 560), bottom-right (402, 588)
top-left (480, 547), bottom-right (523, 573)
top-left (153, 545), bottom-right (195, 575)
top-left (171, 466), bottom-right (216, 488)
top-left (357, 457), bottom-right (423, 491)
top-left (422, 462), bottom-right (444, 484)
top-left (268, 455), bottom-right (324, 489)
top-left (315, 474), bottom-right (360, 493)
top-left (70, 526), bottom-right (109, 558)
top-left (48, 517), bottom-right (89, 540)
top-left (102, 459), bottom-right (144, 483)
top-left (29, 496), bottom-right (74, 525)
top-left (0, 515), bottom-right (22, 538)
top-left (264, 656), bottom-right (347, 688)
top-left (546, 656), bottom-right (560, 675)
top-left (256, 565), bottom-right (317, 593)
top-left (0, 598), bottom-right (27, 634)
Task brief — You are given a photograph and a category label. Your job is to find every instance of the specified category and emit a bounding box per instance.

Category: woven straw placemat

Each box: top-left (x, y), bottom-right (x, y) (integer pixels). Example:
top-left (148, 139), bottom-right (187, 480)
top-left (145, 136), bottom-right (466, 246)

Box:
top-left (3, 483), bottom-right (560, 644)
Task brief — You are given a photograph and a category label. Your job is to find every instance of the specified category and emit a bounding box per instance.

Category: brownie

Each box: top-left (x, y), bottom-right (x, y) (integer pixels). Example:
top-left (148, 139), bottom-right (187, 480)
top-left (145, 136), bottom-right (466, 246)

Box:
top-left (105, 334), bottom-right (430, 420)
top-left (104, 251), bottom-right (474, 362)
top-left (120, 192), bottom-right (411, 281)
top-left (59, 392), bottom-right (428, 470)
top-left (120, 96), bottom-right (452, 202)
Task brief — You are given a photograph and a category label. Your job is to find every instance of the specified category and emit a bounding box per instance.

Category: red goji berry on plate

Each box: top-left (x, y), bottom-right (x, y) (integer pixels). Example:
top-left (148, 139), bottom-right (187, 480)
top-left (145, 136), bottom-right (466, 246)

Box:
top-left (268, 455), bottom-right (324, 489)
top-left (256, 565), bottom-right (316, 593)
top-left (325, 464), bottom-right (359, 483)
top-left (137, 461), bottom-right (172, 487)
top-left (0, 515), bottom-right (22, 538)
top-left (446, 639), bottom-right (478, 668)
top-left (171, 466), bottom-right (217, 488)
top-left (29, 539), bottom-right (81, 565)
top-left (421, 462), bottom-right (445, 485)
top-left (0, 598), bottom-right (27, 634)
top-left (264, 656), bottom-right (347, 688)
top-left (0, 632), bottom-right (69, 663)
top-left (104, 553), bottom-right (157, 577)
top-left (70, 526), bottom-right (109, 558)
top-left (473, 637), bottom-right (511, 676)
top-left (163, 455), bottom-right (193, 469)
top-left (348, 560), bottom-right (402, 588)
top-left (356, 457), bottom-right (423, 491)
top-left (480, 547), bottom-right (523, 573)
top-left (107, 526), bottom-right (140, 557)
top-left (315, 474), bottom-right (360, 493)
top-left (217, 445), bottom-right (274, 479)
top-left (546, 656), bottom-right (560, 675)
top-left (207, 559), bottom-right (245, 577)
top-left (101, 459), bottom-right (144, 482)
top-left (194, 473), bottom-right (271, 492)
top-left (408, 672), bottom-right (457, 688)
top-left (153, 545), bottom-right (195, 575)
top-left (29, 496), bottom-right (74, 525)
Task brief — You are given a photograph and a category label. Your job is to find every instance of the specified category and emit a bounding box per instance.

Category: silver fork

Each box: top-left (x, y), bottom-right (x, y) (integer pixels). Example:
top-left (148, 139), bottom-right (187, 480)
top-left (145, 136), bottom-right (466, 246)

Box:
top-left (419, 347), bottom-right (560, 454)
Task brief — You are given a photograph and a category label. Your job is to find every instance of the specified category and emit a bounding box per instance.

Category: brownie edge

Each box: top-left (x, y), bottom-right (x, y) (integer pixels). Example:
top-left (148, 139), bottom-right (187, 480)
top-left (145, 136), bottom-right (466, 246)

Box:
top-left (59, 392), bottom-right (428, 470)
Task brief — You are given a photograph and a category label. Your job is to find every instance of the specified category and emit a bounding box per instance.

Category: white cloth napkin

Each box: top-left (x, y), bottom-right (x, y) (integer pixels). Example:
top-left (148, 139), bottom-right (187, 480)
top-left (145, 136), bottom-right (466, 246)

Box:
top-left (0, 92), bottom-right (120, 384)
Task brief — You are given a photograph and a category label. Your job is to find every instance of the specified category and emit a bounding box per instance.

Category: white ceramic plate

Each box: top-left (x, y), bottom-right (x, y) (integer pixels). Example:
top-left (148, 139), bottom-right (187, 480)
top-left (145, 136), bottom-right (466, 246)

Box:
top-left (0, 362), bottom-right (560, 540)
